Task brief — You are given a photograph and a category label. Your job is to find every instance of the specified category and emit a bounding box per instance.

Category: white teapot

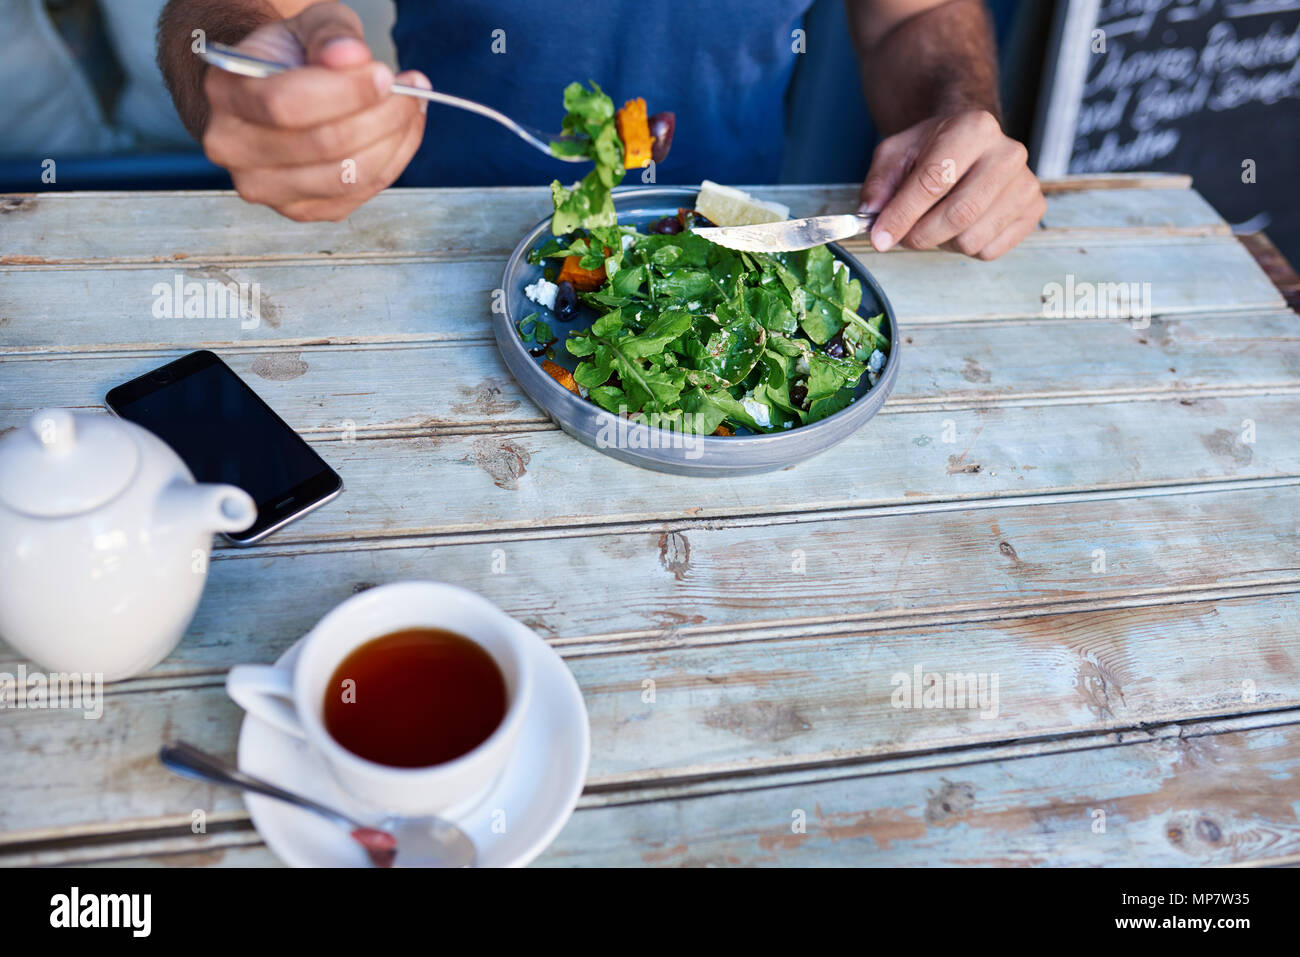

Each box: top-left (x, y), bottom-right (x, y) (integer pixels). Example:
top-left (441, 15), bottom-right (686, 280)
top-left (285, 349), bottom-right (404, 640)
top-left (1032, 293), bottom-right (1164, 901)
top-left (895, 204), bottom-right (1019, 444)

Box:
top-left (0, 409), bottom-right (256, 681)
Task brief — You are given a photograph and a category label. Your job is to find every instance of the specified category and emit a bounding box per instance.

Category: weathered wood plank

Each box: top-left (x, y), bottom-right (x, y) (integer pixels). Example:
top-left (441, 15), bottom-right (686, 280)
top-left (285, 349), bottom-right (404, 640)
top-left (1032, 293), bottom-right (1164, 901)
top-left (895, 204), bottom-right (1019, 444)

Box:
top-left (3, 310), bottom-right (1299, 438)
top-left (1, 593), bottom-right (1297, 849)
top-left (535, 720), bottom-right (1300, 866)
top-left (33, 392), bottom-right (1283, 547)
top-left (2, 481), bottom-right (1294, 675)
top-left (0, 238), bottom-right (1283, 355)
top-left (52, 713), bottom-right (1300, 867)
top-left (0, 309), bottom-right (1294, 435)
top-left (1, 181), bottom-right (1213, 266)
top-left (0, 260), bottom-right (492, 352)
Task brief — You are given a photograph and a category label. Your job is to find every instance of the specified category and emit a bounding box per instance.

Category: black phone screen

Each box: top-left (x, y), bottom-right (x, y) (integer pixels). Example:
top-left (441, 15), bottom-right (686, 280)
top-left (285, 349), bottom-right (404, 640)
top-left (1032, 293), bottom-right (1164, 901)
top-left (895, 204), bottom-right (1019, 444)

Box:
top-left (107, 351), bottom-right (341, 542)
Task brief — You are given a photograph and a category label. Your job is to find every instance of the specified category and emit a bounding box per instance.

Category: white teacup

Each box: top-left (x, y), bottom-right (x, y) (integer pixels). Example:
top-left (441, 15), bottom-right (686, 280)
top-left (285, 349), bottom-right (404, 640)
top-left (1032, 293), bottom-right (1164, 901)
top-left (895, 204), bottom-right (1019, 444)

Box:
top-left (227, 581), bottom-right (533, 817)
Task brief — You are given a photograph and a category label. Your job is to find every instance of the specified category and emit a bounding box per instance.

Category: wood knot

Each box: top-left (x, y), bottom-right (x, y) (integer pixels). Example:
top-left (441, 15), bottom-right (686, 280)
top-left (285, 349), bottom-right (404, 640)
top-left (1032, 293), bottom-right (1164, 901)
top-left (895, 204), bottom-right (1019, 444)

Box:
top-left (1195, 818), bottom-right (1223, 844)
top-left (250, 352), bottom-right (309, 381)
top-left (998, 541), bottom-right (1019, 561)
top-left (658, 531), bottom-right (690, 580)
top-left (924, 780), bottom-right (976, 823)
top-left (466, 437), bottom-right (531, 490)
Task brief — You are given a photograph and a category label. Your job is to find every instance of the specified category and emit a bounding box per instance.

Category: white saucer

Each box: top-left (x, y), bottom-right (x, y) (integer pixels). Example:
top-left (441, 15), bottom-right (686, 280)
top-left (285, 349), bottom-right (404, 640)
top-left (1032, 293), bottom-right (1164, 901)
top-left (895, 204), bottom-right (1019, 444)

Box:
top-left (235, 620), bottom-right (589, 867)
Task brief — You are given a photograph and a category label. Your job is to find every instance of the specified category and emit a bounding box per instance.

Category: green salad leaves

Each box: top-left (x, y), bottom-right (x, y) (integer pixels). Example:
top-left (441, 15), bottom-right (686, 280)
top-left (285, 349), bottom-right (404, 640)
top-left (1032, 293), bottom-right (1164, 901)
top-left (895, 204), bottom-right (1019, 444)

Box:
top-left (529, 228), bottom-right (888, 435)
top-left (548, 82), bottom-right (626, 235)
top-left (530, 82), bottom-right (888, 436)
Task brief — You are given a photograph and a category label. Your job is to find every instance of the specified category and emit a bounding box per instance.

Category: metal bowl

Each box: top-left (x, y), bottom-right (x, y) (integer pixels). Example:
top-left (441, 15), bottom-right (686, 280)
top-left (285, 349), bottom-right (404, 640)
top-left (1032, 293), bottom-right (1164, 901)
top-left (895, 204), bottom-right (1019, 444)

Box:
top-left (494, 186), bottom-right (900, 476)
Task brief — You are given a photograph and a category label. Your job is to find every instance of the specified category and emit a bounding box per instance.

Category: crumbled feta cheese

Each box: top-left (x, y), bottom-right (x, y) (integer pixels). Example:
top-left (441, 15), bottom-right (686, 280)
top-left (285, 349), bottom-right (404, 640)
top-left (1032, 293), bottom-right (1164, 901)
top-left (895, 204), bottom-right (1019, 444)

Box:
top-left (524, 277), bottom-right (558, 311)
top-left (742, 398), bottom-right (772, 428)
top-left (621, 234), bottom-right (635, 252)
top-left (687, 301), bottom-right (701, 310)
top-left (867, 349), bottom-right (885, 374)
top-left (832, 259), bottom-right (847, 275)
top-left (795, 355), bottom-right (810, 375)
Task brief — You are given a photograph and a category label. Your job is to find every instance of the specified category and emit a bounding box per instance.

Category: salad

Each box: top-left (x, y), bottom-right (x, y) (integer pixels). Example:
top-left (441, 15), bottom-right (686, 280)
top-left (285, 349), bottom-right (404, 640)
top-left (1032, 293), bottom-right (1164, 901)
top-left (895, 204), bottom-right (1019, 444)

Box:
top-left (519, 83), bottom-right (889, 437)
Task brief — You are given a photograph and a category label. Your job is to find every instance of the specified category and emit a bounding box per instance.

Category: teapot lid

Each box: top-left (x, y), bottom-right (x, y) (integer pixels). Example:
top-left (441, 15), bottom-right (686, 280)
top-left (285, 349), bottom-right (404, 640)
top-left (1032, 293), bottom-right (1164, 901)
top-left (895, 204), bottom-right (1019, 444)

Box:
top-left (0, 409), bottom-right (140, 517)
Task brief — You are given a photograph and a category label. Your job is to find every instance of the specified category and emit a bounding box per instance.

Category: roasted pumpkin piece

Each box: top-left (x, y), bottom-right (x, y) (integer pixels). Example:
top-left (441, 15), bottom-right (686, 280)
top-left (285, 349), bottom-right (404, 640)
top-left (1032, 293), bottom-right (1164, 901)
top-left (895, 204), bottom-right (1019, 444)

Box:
top-left (556, 249), bottom-right (610, 290)
top-left (713, 425), bottom-right (734, 436)
top-left (541, 359), bottom-right (580, 394)
top-left (615, 98), bottom-right (654, 169)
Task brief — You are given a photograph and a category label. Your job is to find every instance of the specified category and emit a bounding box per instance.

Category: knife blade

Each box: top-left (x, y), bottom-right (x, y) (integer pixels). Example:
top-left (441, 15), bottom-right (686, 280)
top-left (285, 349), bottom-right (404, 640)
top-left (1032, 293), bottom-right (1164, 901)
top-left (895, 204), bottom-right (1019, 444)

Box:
top-left (692, 212), bottom-right (877, 253)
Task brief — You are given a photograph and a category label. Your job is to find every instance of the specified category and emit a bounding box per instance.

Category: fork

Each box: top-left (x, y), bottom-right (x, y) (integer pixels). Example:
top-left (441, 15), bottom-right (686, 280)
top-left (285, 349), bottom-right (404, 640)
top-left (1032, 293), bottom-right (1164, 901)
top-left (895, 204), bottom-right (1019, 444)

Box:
top-left (199, 42), bottom-right (586, 161)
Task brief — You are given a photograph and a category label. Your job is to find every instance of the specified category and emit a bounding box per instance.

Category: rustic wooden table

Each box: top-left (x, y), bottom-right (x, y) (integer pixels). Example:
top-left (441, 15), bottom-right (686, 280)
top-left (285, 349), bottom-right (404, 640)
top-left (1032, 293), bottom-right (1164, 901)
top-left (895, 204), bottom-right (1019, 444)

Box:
top-left (2, 174), bottom-right (1298, 867)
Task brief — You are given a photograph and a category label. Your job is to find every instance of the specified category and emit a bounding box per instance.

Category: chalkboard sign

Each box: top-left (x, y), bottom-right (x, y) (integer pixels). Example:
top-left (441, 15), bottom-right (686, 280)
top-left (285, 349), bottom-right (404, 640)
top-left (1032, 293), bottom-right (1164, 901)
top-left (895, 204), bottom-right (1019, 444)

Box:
top-left (1034, 0), bottom-right (1300, 258)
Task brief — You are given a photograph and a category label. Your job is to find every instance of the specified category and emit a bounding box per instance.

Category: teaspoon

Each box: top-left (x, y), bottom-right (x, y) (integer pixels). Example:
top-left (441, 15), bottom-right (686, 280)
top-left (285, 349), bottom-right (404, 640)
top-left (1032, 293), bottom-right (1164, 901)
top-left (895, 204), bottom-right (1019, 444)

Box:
top-left (160, 741), bottom-right (477, 868)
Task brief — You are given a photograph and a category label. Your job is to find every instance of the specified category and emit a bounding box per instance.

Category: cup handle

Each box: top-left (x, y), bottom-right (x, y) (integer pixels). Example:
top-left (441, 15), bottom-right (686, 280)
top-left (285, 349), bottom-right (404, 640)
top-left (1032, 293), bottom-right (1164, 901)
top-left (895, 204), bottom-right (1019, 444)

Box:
top-left (226, 665), bottom-right (306, 739)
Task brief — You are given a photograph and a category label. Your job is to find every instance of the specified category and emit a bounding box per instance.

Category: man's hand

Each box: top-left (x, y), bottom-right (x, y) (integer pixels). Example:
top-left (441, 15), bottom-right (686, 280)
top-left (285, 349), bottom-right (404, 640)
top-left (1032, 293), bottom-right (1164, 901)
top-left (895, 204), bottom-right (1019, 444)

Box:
top-left (844, 0), bottom-right (1044, 260)
top-left (200, 2), bottom-right (428, 222)
top-left (859, 109), bottom-right (1045, 261)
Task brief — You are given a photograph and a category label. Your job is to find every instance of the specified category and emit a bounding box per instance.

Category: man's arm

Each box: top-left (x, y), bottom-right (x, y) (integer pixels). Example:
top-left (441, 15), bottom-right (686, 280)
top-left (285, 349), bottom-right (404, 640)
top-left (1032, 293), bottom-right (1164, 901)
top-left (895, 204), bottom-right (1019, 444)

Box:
top-left (156, 1), bottom-right (428, 222)
top-left (158, 0), bottom-right (302, 139)
top-left (845, 0), bottom-right (1045, 260)
top-left (848, 0), bottom-right (1000, 134)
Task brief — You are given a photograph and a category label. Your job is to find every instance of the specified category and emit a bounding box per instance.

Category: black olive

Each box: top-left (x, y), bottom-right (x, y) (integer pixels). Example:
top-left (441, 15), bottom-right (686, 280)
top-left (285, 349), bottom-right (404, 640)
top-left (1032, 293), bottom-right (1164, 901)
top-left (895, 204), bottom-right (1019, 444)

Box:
top-left (790, 382), bottom-right (809, 409)
top-left (650, 215), bottom-right (682, 235)
top-left (648, 112), bottom-right (675, 164)
top-left (825, 332), bottom-right (846, 358)
top-left (528, 345), bottom-right (549, 357)
top-left (554, 280), bottom-right (578, 322)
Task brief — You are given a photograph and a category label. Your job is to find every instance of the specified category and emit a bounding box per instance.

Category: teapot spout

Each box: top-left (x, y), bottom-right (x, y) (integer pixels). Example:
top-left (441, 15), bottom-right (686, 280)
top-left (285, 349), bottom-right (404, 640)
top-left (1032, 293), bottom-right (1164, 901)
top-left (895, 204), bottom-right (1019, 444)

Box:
top-left (158, 480), bottom-right (257, 535)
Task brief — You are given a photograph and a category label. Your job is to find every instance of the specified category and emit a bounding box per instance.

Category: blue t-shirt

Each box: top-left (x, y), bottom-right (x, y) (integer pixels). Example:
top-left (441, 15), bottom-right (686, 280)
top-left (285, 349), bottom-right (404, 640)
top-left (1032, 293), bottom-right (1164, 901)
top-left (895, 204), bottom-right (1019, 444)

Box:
top-left (392, 0), bottom-right (814, 187)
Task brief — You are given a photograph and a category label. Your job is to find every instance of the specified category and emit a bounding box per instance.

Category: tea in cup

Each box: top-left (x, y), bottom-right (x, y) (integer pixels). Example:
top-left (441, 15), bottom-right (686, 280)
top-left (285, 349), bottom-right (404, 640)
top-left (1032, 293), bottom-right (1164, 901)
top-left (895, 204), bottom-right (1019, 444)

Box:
top-left (227, 581), bottom-right (532, 816)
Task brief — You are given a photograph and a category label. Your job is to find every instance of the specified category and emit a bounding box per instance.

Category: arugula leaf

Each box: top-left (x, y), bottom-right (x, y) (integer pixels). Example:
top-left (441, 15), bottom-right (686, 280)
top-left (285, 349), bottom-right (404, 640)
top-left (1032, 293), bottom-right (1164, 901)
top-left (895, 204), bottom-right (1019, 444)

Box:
top-left (679, 387), bottom-right (731, 435)
top-left (701, 388), bottom-right (766, 432)
top-left (766, 335), bottom-right (805, 358)
top-left (591, 310), bottom-right (624, 338)
top-left (548, 82), bottom-right (625, 235)
top-left (700, 315), bottom-right (765, 385)
top-left (622, 311), bottom-right (693, 358)
top-left (587, 384), bottom-right (627, 412)
top-left (842, 311), bottom-right (890, 356)
top-left (745, 286), bottom-right (797, 335)
top-left (655, 269), bottom-right (716, 301)
top-left (607, 346), bottom-right (686, 410)
top-left (564, 332), bottom-right (598, 357)
top-left (517, 312), bottom-right (555, 347)
top-left (808, 389), bottom-right (855, 421)
top-left (760, 246), bottom-right (867, 345)
top-left (805, 351), bottom-right (862, 399)
top-left (573, 344), bottom-right (615, 388)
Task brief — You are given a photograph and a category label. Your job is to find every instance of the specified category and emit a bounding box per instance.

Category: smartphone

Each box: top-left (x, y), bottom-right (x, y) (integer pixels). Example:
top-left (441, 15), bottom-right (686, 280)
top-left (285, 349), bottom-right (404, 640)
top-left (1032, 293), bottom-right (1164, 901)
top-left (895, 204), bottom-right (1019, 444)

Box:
top-left (106, 350), bottom-right (343, 546)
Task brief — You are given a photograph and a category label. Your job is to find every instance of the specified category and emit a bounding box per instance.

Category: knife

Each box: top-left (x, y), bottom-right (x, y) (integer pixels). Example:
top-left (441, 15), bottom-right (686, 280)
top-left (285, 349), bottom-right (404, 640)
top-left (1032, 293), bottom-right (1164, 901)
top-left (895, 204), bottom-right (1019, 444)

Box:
top-left (692, 211), bottom-right (877, 253)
